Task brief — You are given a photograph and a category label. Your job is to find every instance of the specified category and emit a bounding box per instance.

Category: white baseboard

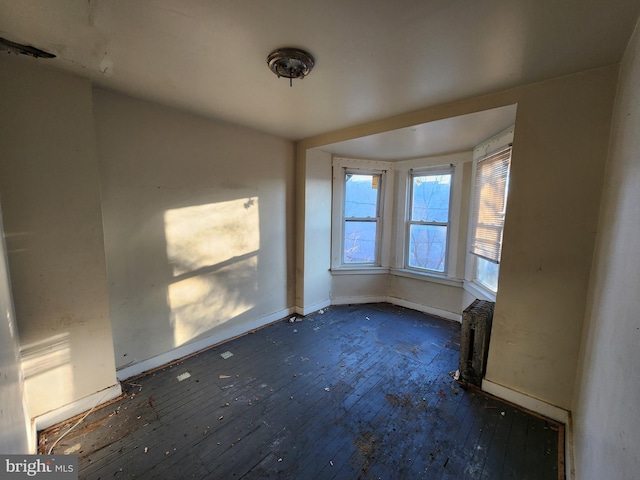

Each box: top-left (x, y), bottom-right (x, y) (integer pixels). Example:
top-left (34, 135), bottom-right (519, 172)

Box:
top-left (328, 295), bottom-right (462, 322)
top-left (116, 307), bottom-right (294, 381)
top-left (387, 296), bottom-right (462, 323)
top-left (481, 379), bottom-right (570, 423)
top-left (294, 299), bottom-right (331, 316)
top-left (300, 297), bottom-right (462, 324)
top-left (330, 295), bottom-right (388, 306)
top-left (481, 379), bottom-right (573, 480)
top-left (34, 383), bottom-right (123, 432)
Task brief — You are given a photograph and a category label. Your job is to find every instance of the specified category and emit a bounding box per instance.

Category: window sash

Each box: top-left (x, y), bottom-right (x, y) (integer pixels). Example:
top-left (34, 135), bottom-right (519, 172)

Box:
top-left (405, 168), bottom-right (452, 273)
top-left (342, 171), bottom-right (382, 265)
top-left (469, 146), bottom-right (511, 264)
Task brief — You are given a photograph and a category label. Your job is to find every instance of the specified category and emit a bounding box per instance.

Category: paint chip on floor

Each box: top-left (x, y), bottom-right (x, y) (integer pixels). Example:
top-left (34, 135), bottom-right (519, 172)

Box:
top-left (177, 372), bottom-right (191, 381)
top-left (220, 351), bottom-right (233, 359)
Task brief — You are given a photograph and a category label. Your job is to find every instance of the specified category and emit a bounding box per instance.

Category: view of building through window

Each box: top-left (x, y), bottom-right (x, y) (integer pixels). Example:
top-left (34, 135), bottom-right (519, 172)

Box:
top-left (407, 172), bottom-right (452, 272)
top-left (343, 173), bottom-right (381, 264)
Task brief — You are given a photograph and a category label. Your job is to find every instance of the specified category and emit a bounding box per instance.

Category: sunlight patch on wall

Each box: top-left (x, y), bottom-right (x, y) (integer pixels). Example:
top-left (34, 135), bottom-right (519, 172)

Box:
top-left (164, 198), bottom-right (260, 276)
top-left (169, 257), bottom-right (257, 345)
top-left (20, 333), bottom-right (74, 410)
top-left (164, 198), bottom-right (260, 346)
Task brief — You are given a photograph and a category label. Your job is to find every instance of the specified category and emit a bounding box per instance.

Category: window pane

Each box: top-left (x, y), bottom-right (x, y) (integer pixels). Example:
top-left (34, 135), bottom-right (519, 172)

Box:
top-left (408, 224), bottom-right (447, 272)
top-left (470, 147), bottom-right (511, 262)
top-left (344, 221), bottom-right (377, 263)
top-left (411, 174), bottom-right (451, 222)
top-left (345, 174), bottom-right (379, 218)
top-left (475, 256), bottom-right (499, 292)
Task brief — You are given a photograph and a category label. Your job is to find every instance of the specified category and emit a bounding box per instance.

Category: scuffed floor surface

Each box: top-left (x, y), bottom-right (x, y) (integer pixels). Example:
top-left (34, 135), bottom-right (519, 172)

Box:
top-left (40, 303), bottom-right (562, 479)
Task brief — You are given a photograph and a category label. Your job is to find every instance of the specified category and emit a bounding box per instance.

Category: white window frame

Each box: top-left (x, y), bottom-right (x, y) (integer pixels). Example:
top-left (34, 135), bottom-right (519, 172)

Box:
top-left (404, 166), bottom-right (454, 274)
top-left (391, 154), bottom-right (466, 281)
top-left (331, 157), bottom-right (394, 271)
top-left (465, 126), bottom-right (514, 299)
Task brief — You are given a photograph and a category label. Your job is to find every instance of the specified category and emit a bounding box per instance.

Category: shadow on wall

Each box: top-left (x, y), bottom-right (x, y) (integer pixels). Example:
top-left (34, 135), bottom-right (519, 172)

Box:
top-left (164, 198), bottom-right (259, 347)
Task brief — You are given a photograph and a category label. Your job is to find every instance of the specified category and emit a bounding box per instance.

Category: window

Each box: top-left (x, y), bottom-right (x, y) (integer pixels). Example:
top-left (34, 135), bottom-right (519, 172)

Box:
top-left (475, 257), bottom-right (500, 291)
top-left (469, 145), bottom-right (512, 291)
top-left (342, 172), bottom-right (382, 264)
top-left (331, 157), bottom-right (393, 270)
top-left (406, 168), bottom-right (453, 273)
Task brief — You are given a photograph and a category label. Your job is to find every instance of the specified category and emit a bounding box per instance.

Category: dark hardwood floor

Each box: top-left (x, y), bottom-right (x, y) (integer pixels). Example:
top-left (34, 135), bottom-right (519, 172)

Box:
top-left (40, 303), bottom-right (562, 479)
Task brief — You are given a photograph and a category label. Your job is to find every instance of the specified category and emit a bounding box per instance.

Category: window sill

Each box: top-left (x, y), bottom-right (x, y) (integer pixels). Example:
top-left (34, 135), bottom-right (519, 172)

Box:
top-left (389, 268), bottom-right (463, 287)
top-left (330, 267), bottom-right (390, 276)
top-left (463, 280), bottom-right (496, 302)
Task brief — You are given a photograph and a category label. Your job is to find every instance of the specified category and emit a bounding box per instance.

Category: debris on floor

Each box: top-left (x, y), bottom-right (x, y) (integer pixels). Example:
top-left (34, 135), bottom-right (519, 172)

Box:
top-left (176, 372), bottom-right (191, 381)
top-left (219, 374), bottom-right (231, 379)
top-left (289, 317), bottom-right (296, 323)
top-left (325, 387), bottom-right (330, 392)
top-left (220, 351), bottom-right (234, 359)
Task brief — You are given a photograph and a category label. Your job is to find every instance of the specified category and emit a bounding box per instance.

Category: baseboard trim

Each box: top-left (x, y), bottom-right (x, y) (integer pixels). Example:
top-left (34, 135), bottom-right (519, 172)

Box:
top-left (295, 299), bottom-right (331, 316)
top-left (481, 379), bottom-right (573, 480)
top-left (330, 295), bottom-right (388, 306)
top-left (387, 297), bottom-right (462, 323)
top-left (481, 379), bottom-right (570, 423)
top-left (34, 383), bottom-right (123, 432)
top-left (116, 307), bottom-right (294, 381)
top-left (328, 295), bottom-right (462, 322)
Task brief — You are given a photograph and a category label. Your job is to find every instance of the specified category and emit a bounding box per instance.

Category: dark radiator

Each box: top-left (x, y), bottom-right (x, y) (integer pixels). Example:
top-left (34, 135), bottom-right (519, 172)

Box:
top-left (459, 299), bottom-right (495, 386)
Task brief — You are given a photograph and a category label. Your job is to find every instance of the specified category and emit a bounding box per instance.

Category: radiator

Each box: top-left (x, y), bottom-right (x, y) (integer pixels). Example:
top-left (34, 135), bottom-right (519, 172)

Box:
top-left (459, 299), bottom-right (495, 386)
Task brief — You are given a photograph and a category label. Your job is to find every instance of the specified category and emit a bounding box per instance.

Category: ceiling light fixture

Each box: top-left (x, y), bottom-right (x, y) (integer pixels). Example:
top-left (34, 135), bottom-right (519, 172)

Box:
top-left (267, 48), bottom-right (314, 87)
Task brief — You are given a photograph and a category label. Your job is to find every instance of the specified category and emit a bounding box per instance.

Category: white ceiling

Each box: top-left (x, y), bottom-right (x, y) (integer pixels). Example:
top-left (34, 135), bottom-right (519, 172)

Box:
top-left (1, 0), bottom-right (638, 143)
top-left (318, 104), bottom-right (517, 161)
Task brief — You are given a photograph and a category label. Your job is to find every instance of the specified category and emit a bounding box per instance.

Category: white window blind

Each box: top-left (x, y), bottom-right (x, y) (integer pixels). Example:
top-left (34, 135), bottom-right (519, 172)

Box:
top-left (470, 146), bottom-right (512, 263)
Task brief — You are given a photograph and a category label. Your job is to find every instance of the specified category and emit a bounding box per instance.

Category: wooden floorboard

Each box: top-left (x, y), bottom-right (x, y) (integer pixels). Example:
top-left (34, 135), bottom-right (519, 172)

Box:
top-left (40, 303), bottom-right (562, 479)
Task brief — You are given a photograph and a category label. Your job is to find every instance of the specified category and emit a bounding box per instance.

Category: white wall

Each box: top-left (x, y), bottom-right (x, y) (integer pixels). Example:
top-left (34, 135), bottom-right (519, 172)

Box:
top-left (572, 18), bottom-right (640, 480)
top-left (487, 67), bottom-right (617, 410)
top-left (93, 89), bottom-right (295, 370)
top-left (0, 204), bottom-right (30, 453)
top-left (0, 55), bottom-right (119, 419)
top-left (331, 273), bottom-right (389, 304)
top-left (387, 275), bottom-right (462, 318)
top-left (296, 148), bottom-right (333, 314)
